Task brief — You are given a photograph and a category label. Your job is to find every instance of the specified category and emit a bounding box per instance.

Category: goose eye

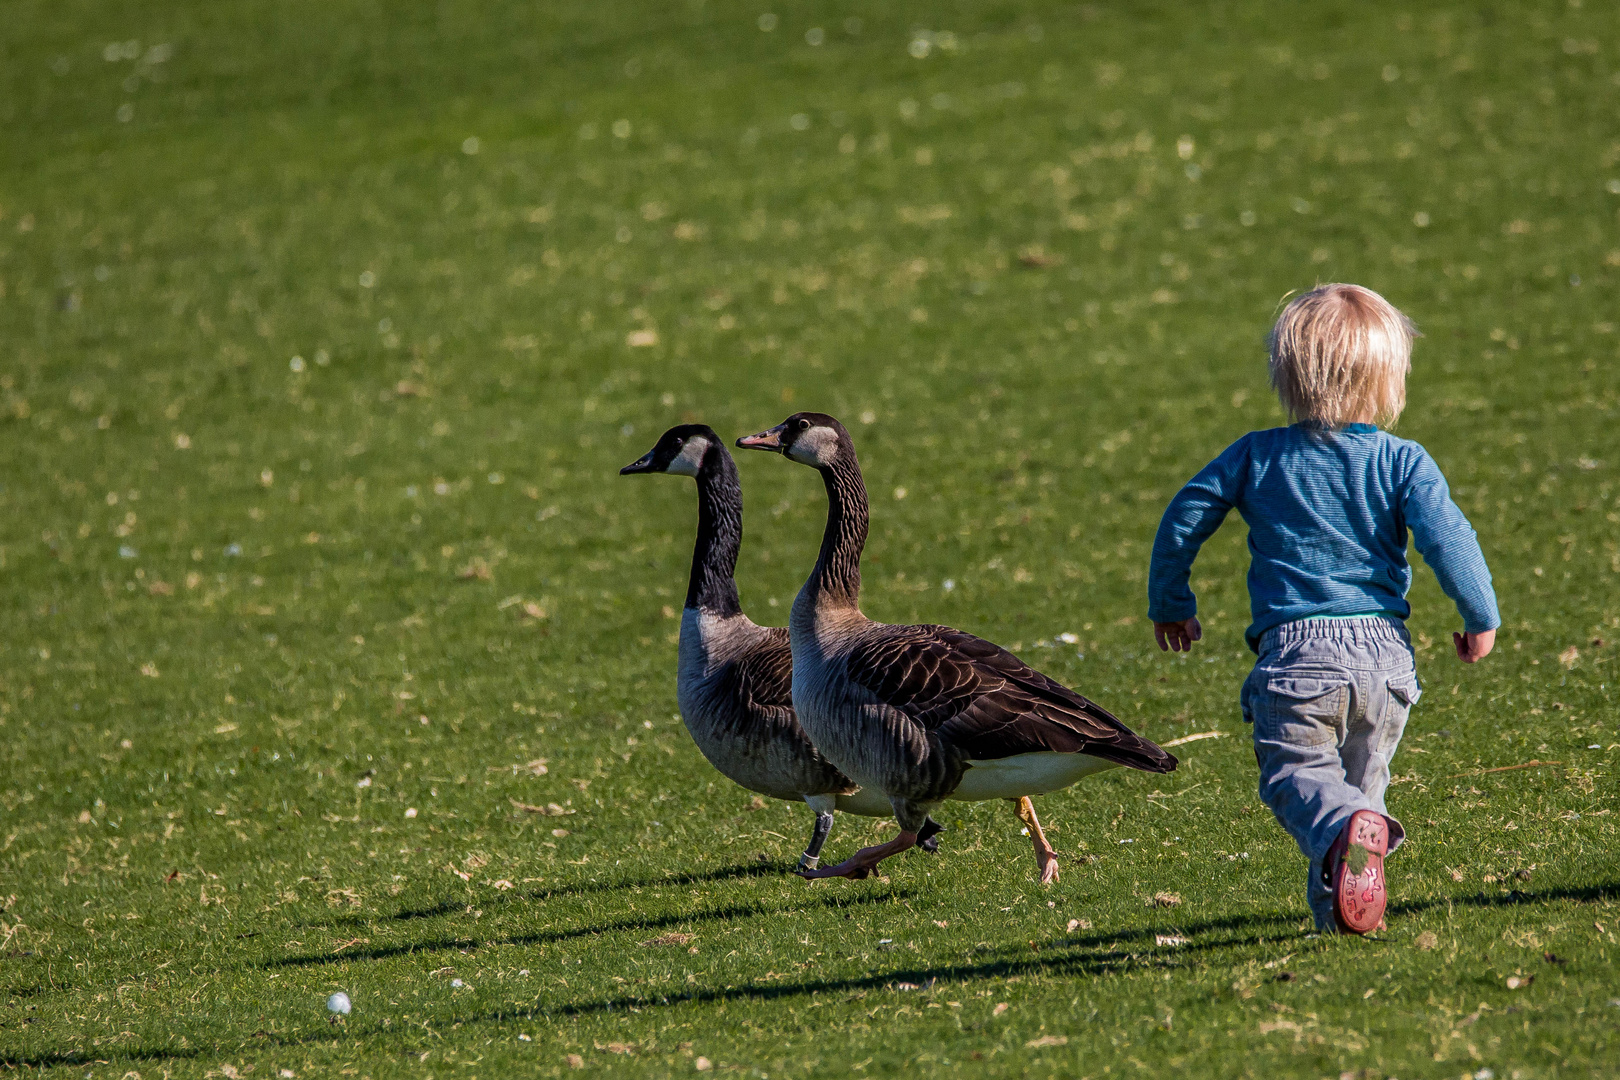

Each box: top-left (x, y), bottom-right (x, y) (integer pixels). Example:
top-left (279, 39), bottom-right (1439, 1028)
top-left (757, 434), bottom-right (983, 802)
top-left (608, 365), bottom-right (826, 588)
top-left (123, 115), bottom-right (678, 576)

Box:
top-left (795, 418), bottom-right (810, 431)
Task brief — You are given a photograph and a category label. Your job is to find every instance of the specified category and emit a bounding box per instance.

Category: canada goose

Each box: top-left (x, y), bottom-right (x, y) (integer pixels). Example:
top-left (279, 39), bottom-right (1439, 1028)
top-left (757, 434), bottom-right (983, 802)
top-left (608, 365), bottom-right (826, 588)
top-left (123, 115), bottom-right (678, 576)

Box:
top-left (620, 424), bottom-right (946, 870)
top-left (738, 413), bottom-right (1178, 881)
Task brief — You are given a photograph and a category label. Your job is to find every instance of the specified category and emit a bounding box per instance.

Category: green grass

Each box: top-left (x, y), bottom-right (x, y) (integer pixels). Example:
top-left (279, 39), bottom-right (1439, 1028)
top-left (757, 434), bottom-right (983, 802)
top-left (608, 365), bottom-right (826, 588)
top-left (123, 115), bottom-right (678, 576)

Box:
top-left (3, 0), bottom-right (1618, 1076)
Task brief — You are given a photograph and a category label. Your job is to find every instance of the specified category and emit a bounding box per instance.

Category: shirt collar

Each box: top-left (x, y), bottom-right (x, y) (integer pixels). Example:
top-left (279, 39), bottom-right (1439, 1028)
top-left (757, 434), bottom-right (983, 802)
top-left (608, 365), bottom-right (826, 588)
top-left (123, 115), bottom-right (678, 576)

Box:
top-left (1294, 421), bottom-right (1378, 434)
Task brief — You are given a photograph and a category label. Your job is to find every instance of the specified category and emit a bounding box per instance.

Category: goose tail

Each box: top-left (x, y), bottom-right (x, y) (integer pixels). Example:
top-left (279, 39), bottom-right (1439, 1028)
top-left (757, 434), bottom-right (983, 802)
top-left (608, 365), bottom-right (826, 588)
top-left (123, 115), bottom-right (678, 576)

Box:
top-left (1086, 732), bottom-right (1178, 774)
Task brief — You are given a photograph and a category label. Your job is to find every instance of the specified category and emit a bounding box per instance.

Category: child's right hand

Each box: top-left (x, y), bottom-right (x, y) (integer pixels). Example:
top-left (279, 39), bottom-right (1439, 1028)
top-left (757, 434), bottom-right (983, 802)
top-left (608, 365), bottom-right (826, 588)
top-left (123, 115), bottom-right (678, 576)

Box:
top-left (1154, 617), bottom-right (1202, 653)
top-left (1454, 628), bottom-right (1495, 663)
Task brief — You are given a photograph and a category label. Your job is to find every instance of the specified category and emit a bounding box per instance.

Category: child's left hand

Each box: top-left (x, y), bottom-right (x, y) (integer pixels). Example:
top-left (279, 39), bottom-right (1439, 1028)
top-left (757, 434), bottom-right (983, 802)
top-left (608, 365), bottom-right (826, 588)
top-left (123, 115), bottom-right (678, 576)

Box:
top-left (1154, 617), bottom-right (1203, 653)
top-left (1453, 628), bottom-right (1495, 663)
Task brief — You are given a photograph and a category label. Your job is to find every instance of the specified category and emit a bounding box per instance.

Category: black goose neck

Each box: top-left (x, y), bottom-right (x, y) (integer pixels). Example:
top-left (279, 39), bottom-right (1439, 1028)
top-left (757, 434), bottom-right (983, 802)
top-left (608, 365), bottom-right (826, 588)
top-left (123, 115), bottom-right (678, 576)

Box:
top-left (809, 454), bottom-right (867, 607)
top-left (688, 448), bottom-right (743, 616)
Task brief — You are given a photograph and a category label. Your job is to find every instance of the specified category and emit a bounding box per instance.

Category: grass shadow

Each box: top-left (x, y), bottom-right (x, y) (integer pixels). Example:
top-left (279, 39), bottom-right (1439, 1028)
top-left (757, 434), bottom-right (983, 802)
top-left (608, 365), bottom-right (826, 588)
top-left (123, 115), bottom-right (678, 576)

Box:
top-left (435, 924), bottom-right (1306, 1027)
top-left (463, 877), bottom-right (1620, 1022)
top-left (313, 860), bottom-right (796, 928)
top-left (0, 1045), bottom-right (204, 1072)
top-left (1387, 880), bottom-right (1620, 918)
top-left (268, 888), bottom-right (914, 969)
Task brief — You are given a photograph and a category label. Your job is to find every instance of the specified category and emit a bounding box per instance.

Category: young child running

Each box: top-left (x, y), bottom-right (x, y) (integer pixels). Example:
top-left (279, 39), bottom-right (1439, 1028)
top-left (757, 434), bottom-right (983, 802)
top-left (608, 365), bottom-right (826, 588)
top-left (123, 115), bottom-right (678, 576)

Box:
top-left (1147, 283), bottom-right (1499, 934)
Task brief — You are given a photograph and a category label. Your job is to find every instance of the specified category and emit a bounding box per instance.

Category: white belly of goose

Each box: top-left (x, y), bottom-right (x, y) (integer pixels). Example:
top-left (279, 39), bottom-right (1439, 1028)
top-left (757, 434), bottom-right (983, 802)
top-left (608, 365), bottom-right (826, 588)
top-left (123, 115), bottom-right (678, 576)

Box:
top-left (949, 752), bottom-right (1118, 801)
top-left (830, 787), bottom-right (894, 817)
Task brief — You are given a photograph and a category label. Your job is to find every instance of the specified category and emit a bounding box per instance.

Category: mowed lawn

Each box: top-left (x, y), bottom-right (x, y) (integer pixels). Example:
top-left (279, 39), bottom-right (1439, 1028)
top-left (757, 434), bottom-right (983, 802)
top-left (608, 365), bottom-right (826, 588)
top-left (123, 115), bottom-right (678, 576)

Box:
top-left (2, 1), bottom-right (1618, 1076)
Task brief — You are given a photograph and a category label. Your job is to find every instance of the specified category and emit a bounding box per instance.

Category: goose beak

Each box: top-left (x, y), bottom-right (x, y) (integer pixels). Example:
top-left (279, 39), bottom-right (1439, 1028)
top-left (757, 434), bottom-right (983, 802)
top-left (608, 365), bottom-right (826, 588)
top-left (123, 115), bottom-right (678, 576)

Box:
top-left (737, 424), bottom-right (786, 452)
top-left (619, 452), bottom-right (657, 475)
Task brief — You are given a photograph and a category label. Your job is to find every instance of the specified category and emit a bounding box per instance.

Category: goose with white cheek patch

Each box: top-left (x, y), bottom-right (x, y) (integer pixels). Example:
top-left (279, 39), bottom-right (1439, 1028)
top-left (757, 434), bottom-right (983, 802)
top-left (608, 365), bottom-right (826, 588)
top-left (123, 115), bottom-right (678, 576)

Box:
top-left (738, 413), bottom-right (1178, 882)
top-left (621, 424), bottom-right (948, 870)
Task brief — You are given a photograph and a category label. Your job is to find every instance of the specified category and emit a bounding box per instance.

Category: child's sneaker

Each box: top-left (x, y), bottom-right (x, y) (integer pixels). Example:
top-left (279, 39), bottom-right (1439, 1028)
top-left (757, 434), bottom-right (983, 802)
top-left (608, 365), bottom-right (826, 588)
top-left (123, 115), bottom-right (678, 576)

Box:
top-left (1327, 809), bottom-right (1389, 934)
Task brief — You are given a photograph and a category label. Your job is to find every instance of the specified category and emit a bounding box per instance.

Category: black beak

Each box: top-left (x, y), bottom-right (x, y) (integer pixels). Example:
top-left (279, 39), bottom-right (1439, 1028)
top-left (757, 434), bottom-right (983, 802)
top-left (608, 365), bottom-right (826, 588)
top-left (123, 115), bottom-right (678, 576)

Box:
top-left (737, 424), bottom-right (787, 452)
top-left (620, 452), bottom-right (657, 475)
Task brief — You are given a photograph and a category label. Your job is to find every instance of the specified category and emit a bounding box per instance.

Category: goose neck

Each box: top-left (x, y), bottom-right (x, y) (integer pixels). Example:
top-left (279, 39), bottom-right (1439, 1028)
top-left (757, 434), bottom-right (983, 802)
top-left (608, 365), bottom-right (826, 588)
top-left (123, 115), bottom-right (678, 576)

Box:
top-left (687, 451), bottom-right (743, 616)
top-left (807, 455), bottom-right (867, 609)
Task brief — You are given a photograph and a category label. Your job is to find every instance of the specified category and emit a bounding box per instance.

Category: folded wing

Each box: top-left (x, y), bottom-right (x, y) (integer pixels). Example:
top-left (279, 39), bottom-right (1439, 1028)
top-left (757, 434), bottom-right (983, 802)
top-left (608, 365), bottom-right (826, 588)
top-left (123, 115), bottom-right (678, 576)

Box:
top-left (728, 626), bottom-right (796, 720)
top-left (844, 625), bottom-right (1176, 773)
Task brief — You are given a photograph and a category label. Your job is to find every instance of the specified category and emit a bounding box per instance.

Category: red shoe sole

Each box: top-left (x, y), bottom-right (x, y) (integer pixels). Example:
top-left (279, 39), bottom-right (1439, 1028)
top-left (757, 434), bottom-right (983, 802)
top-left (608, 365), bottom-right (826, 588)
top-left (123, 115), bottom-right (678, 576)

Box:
top-left (1332, 810), bottom-right (1389, 934)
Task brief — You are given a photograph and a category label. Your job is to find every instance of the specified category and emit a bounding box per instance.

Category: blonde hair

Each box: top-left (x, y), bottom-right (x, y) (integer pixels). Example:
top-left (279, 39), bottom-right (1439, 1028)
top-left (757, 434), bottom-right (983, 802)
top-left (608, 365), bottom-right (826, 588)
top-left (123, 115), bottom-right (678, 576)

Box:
top-left (1268, 283), bottom-right (1417, 429)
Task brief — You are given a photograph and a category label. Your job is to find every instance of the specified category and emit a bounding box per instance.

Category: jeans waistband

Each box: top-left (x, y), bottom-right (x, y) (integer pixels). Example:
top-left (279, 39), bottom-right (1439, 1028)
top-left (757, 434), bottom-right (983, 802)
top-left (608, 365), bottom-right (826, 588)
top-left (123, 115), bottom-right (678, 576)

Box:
top-left (1258, 615), bottom-right (1410, 655)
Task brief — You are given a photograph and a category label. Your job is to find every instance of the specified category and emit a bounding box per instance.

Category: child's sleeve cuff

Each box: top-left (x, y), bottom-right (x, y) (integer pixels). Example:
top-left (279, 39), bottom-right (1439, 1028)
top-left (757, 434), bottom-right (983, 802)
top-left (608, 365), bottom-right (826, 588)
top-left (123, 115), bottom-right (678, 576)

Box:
top-left (1148, 602), bottom-right (1197, 624)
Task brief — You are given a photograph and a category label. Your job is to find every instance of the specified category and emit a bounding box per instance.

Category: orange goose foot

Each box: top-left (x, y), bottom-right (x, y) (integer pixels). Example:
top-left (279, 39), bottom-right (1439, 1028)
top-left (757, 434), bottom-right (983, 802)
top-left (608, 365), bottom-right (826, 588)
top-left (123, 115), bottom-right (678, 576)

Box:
top-left (796, 831), bottom-right (918, 880)
top-left (1012, 797), bottom-right (1060, 885)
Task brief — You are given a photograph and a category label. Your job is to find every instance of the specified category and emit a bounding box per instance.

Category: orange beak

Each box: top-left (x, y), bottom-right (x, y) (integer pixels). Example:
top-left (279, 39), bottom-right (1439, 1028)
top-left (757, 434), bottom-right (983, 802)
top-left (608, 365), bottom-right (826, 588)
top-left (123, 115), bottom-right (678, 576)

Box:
top-left (736, 423), bottom-right (787, 452)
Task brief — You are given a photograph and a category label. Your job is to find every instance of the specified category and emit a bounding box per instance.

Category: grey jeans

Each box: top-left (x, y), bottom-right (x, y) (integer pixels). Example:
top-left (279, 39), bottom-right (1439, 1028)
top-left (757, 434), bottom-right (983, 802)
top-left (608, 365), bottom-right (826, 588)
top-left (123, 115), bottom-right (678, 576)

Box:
top-left (1241, 616), bottom-right (1420, 929)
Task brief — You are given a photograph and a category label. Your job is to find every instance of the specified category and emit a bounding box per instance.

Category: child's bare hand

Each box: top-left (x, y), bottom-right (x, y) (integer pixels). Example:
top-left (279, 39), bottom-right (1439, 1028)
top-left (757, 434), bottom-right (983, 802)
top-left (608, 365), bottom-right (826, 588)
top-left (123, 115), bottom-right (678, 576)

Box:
top-left (1453, 628), bottom-right (1495, 663)
top-left (1154, 617), bottom-right (1202, 653)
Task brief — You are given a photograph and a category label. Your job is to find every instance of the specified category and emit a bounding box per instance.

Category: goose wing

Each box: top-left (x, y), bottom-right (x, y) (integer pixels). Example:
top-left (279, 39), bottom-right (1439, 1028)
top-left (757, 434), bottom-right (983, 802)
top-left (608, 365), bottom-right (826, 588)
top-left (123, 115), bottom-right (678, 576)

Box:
top-left (725, 627), bottom-right (856, 794)
top-left (844, 625), bottom-right (1176, 773)
top-left (731, 627), bottom-right (795, 716)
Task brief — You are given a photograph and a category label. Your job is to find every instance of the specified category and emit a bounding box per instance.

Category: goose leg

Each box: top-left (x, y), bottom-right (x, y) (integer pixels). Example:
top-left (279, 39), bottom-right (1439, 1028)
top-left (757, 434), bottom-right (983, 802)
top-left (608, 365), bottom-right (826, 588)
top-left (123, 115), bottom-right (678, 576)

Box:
top-left (796, 831), bottom-right (918, 880)
top-left (798, 810), bottom-right (836, 871)
top-left (917, 817), bottom-right (944, 854)
top-left (1012, 797), bottom-right (1060, 884)
top-left (798, 799), bottom-right (932, 881)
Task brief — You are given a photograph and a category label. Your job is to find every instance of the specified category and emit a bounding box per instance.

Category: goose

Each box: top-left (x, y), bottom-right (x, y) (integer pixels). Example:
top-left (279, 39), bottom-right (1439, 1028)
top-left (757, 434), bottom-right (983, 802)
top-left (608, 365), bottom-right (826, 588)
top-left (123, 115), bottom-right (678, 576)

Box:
top-left (737, 413), bottom-right (1178, 881)
top-left (621, 424), bottom-right (948, 871)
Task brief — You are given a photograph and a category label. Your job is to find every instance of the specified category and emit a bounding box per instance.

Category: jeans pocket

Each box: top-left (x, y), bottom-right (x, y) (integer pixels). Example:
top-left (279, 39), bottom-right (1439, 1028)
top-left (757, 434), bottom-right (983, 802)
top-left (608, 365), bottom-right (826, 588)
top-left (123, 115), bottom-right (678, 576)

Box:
top-left (1379, 673), bottom-right (1420, 756)
top-left (1387, 673), bottom-right (1422, 708)
top-left (1257, 672), bottom-right (1349, 748)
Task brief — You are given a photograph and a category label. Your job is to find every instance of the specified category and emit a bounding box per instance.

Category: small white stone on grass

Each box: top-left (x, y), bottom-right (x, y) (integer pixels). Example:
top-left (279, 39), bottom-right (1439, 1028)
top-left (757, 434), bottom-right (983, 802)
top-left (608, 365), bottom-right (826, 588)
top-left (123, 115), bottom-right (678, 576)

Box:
top-left (326, 991), bottom-right (351, 1015)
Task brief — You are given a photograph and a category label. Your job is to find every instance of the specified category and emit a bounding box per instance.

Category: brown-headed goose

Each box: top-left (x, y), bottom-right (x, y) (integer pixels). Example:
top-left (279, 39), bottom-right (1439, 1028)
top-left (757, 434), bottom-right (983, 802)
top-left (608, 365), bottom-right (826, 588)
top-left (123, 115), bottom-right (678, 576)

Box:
top-left (620, 424), bottom-right (945, 870)
top-left (738, 413), bottom-right (1177, 882)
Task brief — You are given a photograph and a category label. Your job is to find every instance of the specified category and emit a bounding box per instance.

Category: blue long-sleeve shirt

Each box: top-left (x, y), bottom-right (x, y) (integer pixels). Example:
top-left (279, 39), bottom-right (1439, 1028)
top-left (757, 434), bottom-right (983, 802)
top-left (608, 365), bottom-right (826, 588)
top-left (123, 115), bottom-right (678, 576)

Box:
top-left (1148, 423), bottom-right (1499, 651)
